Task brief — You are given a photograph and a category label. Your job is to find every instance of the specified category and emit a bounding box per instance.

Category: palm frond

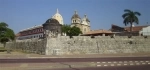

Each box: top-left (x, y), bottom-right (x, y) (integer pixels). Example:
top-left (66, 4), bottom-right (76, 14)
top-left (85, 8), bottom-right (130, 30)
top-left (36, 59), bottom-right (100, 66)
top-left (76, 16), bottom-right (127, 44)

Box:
top-left (122, 13), bottom-right (130, 19)
top-left (124, 9), bottom-right (132, 13)
top-left (123, 18), bottom-right (130, 26)
top-left (134, 12), bottom-right (141, 16)
top-left (134, 16), bottom-right (139, 24)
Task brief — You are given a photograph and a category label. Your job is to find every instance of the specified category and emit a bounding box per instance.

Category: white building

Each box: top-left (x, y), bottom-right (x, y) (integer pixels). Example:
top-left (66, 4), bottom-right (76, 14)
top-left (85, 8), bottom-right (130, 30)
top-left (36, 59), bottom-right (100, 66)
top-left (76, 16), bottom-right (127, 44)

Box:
top-left (140, 26), bottom-right (150, 36)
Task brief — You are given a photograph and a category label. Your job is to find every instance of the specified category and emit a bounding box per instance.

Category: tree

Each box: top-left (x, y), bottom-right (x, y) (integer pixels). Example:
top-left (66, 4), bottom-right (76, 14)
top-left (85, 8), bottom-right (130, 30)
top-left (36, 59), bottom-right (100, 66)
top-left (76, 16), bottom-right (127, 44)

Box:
top-left (67, 26), bottom-right (82, 36)
top-left (0, 22), bottom-right (15, 47)
top-left (0, 22), bottom-right (8, 35)
top-left (61, 24), bottom-right (71, 35)
top-left (122, 9), bottom-right (141, 32)
top-left (61, 24), bottom-right (82, 36)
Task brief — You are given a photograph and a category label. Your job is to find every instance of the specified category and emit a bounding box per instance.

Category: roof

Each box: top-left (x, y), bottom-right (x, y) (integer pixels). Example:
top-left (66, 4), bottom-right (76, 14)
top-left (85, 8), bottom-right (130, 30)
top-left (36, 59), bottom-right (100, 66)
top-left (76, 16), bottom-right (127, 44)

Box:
top-left (82, 29), bottom-right (113, 35)
top-left (71, 11), bottom-right (81, 19)
top-left (45, 18), bottom-right (59, 24)
top-left (111, 24), bottom-right (150, 32)
top-left (20, 25), bottom-right (43, 32)
top-left (124, 25), bottom-right (149, 32)
top-left (15, 33), bottom-right (20, 37)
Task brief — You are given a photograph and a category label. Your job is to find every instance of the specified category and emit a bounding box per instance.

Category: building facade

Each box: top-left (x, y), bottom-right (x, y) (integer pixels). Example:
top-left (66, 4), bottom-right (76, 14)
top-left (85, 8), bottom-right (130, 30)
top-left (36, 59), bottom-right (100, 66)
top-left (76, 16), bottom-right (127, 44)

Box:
top-left (17, 9), bottom-right (64, 40)
top-left (140, 26), bottom-right (150, 36)
top-left (71, 11), bottom-right (90, 34)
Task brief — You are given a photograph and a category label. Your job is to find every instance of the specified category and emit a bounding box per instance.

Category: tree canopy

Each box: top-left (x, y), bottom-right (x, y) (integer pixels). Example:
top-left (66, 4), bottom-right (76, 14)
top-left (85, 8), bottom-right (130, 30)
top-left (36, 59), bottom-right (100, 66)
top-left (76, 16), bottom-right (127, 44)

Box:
top-left (122, 9), bottom-right (141, 32)
top-left (0, 22), bottom-right (15, 47)
top-left (61, 24), bottom-right (82, 36)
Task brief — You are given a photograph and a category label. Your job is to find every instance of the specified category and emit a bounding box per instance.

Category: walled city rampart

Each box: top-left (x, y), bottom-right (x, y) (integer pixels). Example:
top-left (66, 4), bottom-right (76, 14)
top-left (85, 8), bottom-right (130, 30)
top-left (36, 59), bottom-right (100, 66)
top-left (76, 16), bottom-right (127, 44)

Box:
top-left (6, 38), bottom-right (46, 54)
top-left (6, 36), bottom-right (150, 55)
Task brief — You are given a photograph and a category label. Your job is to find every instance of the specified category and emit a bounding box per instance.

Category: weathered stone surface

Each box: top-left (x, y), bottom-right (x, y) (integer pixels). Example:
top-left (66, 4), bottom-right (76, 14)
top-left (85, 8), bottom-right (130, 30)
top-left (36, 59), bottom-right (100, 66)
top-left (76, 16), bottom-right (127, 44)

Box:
top-left (6, 36), bottom-right (150, 55)
top-left (6, 38), bottom-right (46, 54)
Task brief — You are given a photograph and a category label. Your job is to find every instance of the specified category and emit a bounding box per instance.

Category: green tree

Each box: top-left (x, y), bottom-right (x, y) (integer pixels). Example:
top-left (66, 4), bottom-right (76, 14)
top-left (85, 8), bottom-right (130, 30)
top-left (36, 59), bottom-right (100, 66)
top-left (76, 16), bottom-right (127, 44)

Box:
top-left (67, 26), bottom-right (82, 36)
top-left (0, 22), bottom-right (15, 47)
top-left (61, 24), bottom-right (82, 36)
top-left (122, 9), bottom-right (141, 32)
top-left (61, 24), bottom-right (71, 35)
top-left (0, 22), bottom-right (8, 35)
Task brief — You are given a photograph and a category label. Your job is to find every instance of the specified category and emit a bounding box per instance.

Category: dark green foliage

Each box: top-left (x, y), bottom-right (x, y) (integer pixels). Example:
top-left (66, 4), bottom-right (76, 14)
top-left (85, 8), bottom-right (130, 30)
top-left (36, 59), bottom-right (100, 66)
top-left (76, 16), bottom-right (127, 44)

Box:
top-left (67, 26), bottom-right (82, 36)
top-left (61, 24), bottom-right (82, 36)
top-left (61, 24), bottom-right (71, 34)
top-left (122, 9), bottom-right (141, 32)
top-left (0, 22), bottom-right (15, 47)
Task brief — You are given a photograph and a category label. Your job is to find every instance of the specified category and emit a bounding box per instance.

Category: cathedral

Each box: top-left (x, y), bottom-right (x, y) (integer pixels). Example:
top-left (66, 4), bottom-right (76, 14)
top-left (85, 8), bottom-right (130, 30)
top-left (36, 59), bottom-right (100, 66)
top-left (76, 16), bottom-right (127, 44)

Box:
top-left (71, 11), bottom-right (90, 34)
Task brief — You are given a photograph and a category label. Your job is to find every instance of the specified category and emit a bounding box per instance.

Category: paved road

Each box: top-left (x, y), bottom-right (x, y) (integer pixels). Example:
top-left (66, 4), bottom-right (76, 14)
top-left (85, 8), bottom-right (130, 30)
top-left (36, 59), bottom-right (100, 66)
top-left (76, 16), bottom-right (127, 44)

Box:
top-left (0, 56), bottom-right (150, 63)
top-left (0, 57), bottom-right (150, 70)
top-left (43, 65), bottom-right (150, 70)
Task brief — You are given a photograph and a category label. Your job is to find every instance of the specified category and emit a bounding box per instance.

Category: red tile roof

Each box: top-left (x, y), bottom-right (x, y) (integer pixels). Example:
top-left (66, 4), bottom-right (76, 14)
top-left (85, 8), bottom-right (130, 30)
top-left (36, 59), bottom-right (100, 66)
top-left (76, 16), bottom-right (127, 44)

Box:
top-left (124, 25), bottom-right (149, 32)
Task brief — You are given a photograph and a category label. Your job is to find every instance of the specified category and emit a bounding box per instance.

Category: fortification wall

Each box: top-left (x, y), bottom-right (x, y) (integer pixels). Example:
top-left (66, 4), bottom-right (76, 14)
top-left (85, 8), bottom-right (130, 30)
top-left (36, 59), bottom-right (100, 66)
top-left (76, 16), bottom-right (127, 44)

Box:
top-left (6, 36), bottom-right (150, 55)
top-left (6, 38), bottom-right (46, 54)
top-left (0, 43), bottom-right (3, 47)
top-left (46, 36), bottom-right (150, 55)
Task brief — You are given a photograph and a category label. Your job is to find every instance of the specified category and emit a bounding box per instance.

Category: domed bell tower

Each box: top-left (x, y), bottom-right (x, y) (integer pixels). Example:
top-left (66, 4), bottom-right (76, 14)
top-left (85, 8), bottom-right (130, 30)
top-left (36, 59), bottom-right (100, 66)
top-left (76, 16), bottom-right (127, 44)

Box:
top-left (71, 11), bottom-right (81, 25)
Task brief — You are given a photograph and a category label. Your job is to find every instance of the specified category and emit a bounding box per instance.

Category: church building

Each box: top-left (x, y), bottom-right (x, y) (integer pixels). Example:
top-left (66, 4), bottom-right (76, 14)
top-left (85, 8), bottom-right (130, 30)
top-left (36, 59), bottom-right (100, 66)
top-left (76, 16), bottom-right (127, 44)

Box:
top-left (71, 11), bottom-right (91, 34)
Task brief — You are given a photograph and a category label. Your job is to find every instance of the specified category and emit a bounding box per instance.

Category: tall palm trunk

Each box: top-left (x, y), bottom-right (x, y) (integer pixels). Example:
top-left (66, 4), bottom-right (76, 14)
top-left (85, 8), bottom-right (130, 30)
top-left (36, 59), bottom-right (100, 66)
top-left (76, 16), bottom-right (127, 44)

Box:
top-left (130, 23), bottom-right (133, 36)
top-left (130, 23), bottom-right (133, 32)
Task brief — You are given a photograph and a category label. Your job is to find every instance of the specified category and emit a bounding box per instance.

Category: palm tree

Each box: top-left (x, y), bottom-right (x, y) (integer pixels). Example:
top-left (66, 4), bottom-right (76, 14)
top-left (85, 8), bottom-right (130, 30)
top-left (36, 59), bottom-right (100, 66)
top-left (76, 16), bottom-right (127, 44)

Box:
top-left (122, 9), bottom-right (141, 32)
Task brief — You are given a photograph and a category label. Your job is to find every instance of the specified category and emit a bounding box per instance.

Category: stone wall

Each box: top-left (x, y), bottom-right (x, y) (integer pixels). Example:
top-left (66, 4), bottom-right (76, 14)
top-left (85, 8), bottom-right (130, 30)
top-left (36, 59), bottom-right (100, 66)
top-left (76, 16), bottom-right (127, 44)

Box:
top-left (0, 43), bottom-right (3, 47)
top-left (6, 36), bottom-right (150, 55)
top-left (46, 36), bottom-right (150, 55)
top-left (6, 38), bottom-right (46, 54)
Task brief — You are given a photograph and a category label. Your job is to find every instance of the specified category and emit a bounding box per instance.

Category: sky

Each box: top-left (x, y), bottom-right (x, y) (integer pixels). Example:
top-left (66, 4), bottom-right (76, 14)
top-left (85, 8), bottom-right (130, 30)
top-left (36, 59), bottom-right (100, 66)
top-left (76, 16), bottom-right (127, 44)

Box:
top-left (0, 0), bottom-right (150, 34)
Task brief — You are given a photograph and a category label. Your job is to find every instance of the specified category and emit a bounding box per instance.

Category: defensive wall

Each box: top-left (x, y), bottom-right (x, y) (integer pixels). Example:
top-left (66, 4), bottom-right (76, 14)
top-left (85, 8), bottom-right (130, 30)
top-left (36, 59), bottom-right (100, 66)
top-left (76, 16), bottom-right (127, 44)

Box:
top-left (6, 36), bottom-right (150, 55)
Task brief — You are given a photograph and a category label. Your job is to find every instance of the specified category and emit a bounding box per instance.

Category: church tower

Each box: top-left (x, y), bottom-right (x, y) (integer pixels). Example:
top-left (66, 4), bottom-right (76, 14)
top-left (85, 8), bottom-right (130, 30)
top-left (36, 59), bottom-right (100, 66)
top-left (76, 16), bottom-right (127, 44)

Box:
top-left (81, 14), bottom-right (90, 34)
top-left (71, 10), bottom-right (91, 34)
top-left (71, 11), bottom-right (81, 27)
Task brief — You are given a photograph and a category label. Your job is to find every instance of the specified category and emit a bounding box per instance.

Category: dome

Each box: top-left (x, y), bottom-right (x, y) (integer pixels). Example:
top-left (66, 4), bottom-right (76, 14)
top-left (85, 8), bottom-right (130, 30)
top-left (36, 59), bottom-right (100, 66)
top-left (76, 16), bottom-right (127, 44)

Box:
top-left (45, 18), bottom-right (59, 24)
top-left (52, 9), bottom-right (64, 25)
top-left (71, 11), bottom-right (81, 19)
top-left (43, 18), bottom-right (60, 26)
